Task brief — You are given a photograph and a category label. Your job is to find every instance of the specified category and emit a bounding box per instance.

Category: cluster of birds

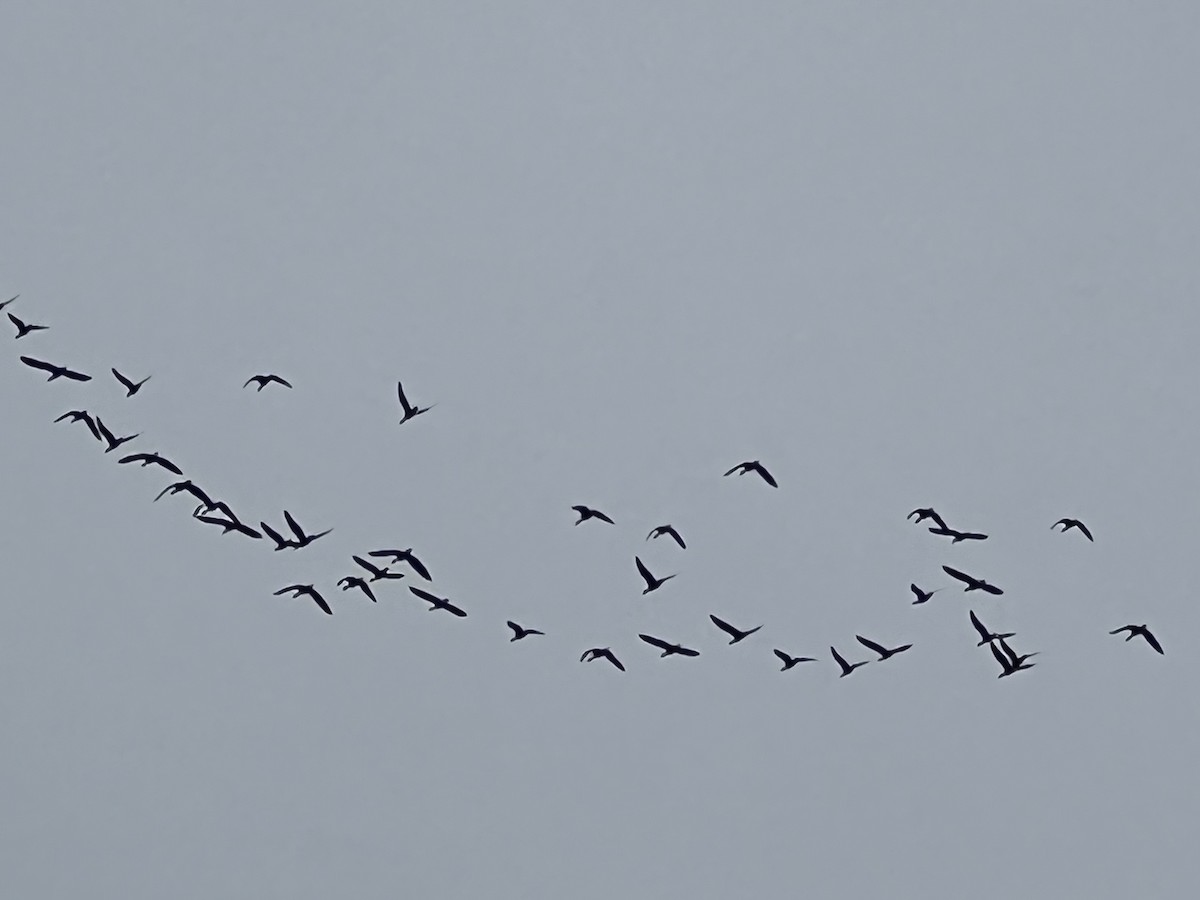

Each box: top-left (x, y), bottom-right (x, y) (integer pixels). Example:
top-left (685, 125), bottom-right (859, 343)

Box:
top-left (6, 291), bottom-right (1166, 678)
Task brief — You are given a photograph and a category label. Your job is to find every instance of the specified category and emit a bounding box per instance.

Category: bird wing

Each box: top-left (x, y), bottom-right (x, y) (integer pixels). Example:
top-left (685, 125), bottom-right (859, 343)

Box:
top-left (831, 646), bottom-right (849, 670)
top-left (594, 510), bottom-right (615, 524)
top-left (156, 456), bottom-right (183, 475)
top-left (961, 532), bottom-right (988, 541)
top-left (507, 621), bottom-right (522, 637)
top-left (403, 552), bottom-right (432, 581)
top-left (723, 464), bottom-right (743, 476)
top-left (997, 637), bottom-right (1020, 667)
top-left (603, 650), bottom-right (626, 671)
top-left (309, 590), bottom-right (333, 615)
top-left (942, 565), bottom-right (974, 586)
top-left (1077, 522), bottom-right (1094, 541)
top-left (232, 522), bottom-right (262, 539)
top-left (94, 416), bottom-right (117, 445)
top-left (989, 642), bottom-right (1012, 671)
top-left (855, 635), bottom-right (889, 656)
top-left (635, 556), bottom-right (654, 586)
top-left (1142, 630), bottom-right (1164, 654)
top-left (774, 649), bottom-right (792, 664)
top-left (274, 585), bottom-right (305, 596)
top-left (910, 584), bottom-right (923, 599)
top-left (111, 368), bottom-right (133, 390)
top-left (751, 463), bottom-right (778, 487)
top-left (676, 645), bottom-right (700, 657)
top-left (1109, 626), bottom-right (1132, 635)
top-left (352, 555), bottom-right (382, 576)
top-left (443, 601), bottom-right (468, 618)
top-left (272, 375), bottom-right (293, 388)
top-left (242, 376), bottom-right (258, 388)
top-left (1052, 518), bottom-right (1070, 530)
top-left (927, 510), bottom-right (948, 530)
top-left (970, 610), bottom-right (991, 641)
top-left (367, 549), bottom-right (401, 561)
top-left (667, 527), bottom-right (686, 549)
top-left (260, 522), bottom-right (288, 546)
top-left (117, 453), bottom-right (145, 465)
top-left (397, 380), bottom-right (414, 414)
top-left (8, 312), bottom-right (24, 331)
top-left (283, 510), bottom-right (306, 540)
top-left (981, 582), bottom-right (1004, 596)
top-left (62, 367), bottom-right (91, 381)
top-left (20, 356), bottom-right (54, 372)
top-left (638, 634), bottom-right (672, 652)
top-left (928, 527), bottom-right (955, 537)
top-left (709, 615), bottom-right (738, 638)
top-left (409, 586), bottom-right (441, 605)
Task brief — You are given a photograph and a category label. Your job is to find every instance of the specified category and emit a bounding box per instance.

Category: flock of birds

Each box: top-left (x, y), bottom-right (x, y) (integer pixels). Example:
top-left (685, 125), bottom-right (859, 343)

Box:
top-left (5, 292), bottom-right (1166, 679)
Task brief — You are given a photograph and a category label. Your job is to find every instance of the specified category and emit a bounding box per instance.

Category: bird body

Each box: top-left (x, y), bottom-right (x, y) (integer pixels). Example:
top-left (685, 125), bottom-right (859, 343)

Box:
top-left (831, 646), bottom-right (868, 677)
top-left (855, 635), bottom-right (913, 661)
top-left (9, 312), bottom-right (48, 338)
top-left (118, 451), bottom-right (182, 475)
top-left (969, 610), bottom-right (1015, 647)
top-left (397, 380), bottom-right (433, 423)
top-left (943, 565), bottom-right (1003, 595)
top-left (409, 586), bottom-right (467, 617)
top-left (572, 505), bottom-right (614, 525)
top-left (910, 583), bottom-right (940, 605)
top-left (244, 373), bottom-right (292, 391)
top-left (639, 633), bottom-right (700, 658)
top-left (1110, 624), bottom-right (1163, 654)
top-left (1053, 518), bottom-right (1094, 542)
top-left (635, 556), bottom-right (676, 594)
top-left (111, 367), bottom-right (151, 396)
top-left (95, 416), bottom-right (139, 452)
top-left (507, 621), bottom-right (545, 641)
top-left (709, 614), bottom-right (762, 645)
top-left (774, 649), bottom-right (817, 671)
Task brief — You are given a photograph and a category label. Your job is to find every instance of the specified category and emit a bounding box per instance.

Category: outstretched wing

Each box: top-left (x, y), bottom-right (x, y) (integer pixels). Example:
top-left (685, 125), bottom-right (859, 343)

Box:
top-left (751, 462), bottom-right (778, 487)
top-left (981, 582), bottom-right (1004, 596)
top-left (397, 380), bottom-right (414, 414)
top-left (970, 610), bottom-right (991, 641)
top-left (709, 615), bottom-right (738, 638)
top-left (1076, 521), bottom-right (1094, 542)
top-left (283, 510), bottom-right (306, 540)
top-left (602, 650), bottom-right (626, 671)
top-left (635, 556), bottom-right (654, 586)
top-left (638, 633), bottom-right (672, 652)
top-left (989, 642), bottom-right (1011, 671)
top-left (855, 635), bottom-right (888, 656)
top-left (156, 455), bottom-right (183, 475)
top-left (667, 526), bottom-right (686, 549)
top-left (773, 649), bottom-right (793, 665)
top-left (111, 368), bottom-right (133, 391)
top-left (20, 355), bottom-right (54, 373)
top-left (409, 586), bottom-right (442, 606)
top-left (403, 552), bottom-right (432, 581)
top-left (271, 374), bottom-right (293, 388)
top-left (942, 565), bottom-right (973, 586)
top-left (1142, 629), bottom-right (1164, 655)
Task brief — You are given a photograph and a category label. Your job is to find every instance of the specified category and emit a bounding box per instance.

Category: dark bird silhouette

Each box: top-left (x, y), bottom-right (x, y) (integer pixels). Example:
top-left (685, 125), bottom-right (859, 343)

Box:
top-left (111, 368), bottom-right (150, 397)
top-left (907, 507), bottom-right (948, 530)
top-left (855, 635), bottom-right (913, 661)
top-left (1110, 624), bottom-right (1163, 655)
top-left (638, 633), bottom-right (700, 658)
top-left (154, 479), bottom-right (216, 508)
top-left (397, 380), bottom-right (433, 424)
top-left (9, 313), bottom-right (48, 339)
top-left (338, 576), bottom-right (377, 602)
top-left (507, 621), bottom-right (545, 641)
top-left (193, 505), bottom-right (262, 540)
top-left (352, 555), bottom-right (405, 582)
top-left (94, 415), bottom-right (139, 453)
top-left (572, 505), bottom-right (614, 525)
top-left (635, 556), bottom-right (676, 594)
top-left (943, 565), bottom-right (1003, 595)
top-left (910, 583), bottom-right (941, 605)
top-left (367, 548), bottom-right (432, 581)
top-left (647, 524), bottom-right (686, 549)
top-left (409, 586), bottom-right (467, 617)
top-left (991, 637), bottom-right (1036, 678)
top-left (260, 522), bottom-right (299, 551)
top-left (773, 649), bottom-right (817, 671)
top-left (20, 356), bottom-right (91, 382)
top-left (998, 637), bottom-right (1039, 668)
top-left (1053, 518), bottom-right (1094, 542)
top-left (928, 526), bottom-right (988, 543)
top-left (0, 295), bottom-right (17, 311)
top-left (282, 510), bottom-right (332, 548)
top-left (580, 647), bottom-right (625, 671)
top-left (709, 614), bottom-right (762, 645)
top-left (274, 583), bottom-right (332, 615)
top-left (969, 610), bottom-right (1015, 647)
top-left (831, 645), bottom-right (869, 677)
top-left (118, 451), bottom-right (182, 475)
top-left (724, 460), bottom-right (778, 487)
top-left (54, 409), bottom-right (101, 441)
top-left (243, 373), bottom-right (292, 391)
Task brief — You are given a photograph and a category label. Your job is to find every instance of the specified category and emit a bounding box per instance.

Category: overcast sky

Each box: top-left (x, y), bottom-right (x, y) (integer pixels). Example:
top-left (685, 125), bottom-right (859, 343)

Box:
top-left (3, 3), bottom-right (1199, 898)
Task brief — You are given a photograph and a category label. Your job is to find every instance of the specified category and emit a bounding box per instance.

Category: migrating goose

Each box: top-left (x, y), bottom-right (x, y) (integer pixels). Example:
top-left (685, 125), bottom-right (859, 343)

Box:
top-left (723, 460), bottom-right (778, 487)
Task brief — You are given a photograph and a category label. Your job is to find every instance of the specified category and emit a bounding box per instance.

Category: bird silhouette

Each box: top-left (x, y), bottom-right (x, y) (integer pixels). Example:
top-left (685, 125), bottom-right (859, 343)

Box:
top-left (646, 524), bottom-right (686, 549)
top-left (831, 646), bottom-right (869, 677)
top-left (572, 505), bottom-right (614, 525)
top-left (352, 555), bottom-right (405, 582)
top-left (928, 526), bottom-right (988, 543)
top-left (20, 356), bottom-right (90, 382)
top-left (111, 368), bottom-right (151, 397)
top-left (281, 510), bottom-right (332, 548)
top-left (991, 637), bottom-right (1036, 677)
top-left (338, 576), bottom-right (377, 602)
top-left (54, 409), bottom-right (101, 441)
top-left (243, 374), bottom-right (292, 391)
top-left (260, 522), bottom-right (299, 551)
top-left (94, 416), bottom-right (139, 453)
top-left (1053, 518), bottom-right (1094, 542)
top-left (507, 621), bottom-right (545, 641)
top-left (193, 505), bottom-right (262, 540)
top-left (0, 295), bottom-right (17, 311)
top-left (397, 380), bottom-right (434, 424)
top-left (855, 635), bottom-right (913, 661)
top-left (1110, 624), bottom-right (1163, 654)
top-left (9, 313), bottom-right (48, 339)
top-left (907, 507), bottom-right (948, 530)
top-left (724, 460), bottom-right (778, 487)
top-left (274, 583), bottom-right (332, 615)
top-left (969, 610), bottom-right (1015, 647)
top-left (367, 548), bottom-right (432, 580)
top-left (709, 615), bottom-right (762, 645)
top-left (118, 451), bottom-right (182, 475)
top-left (943, 565), bottom-right (1003, 595)
top-left (580, 648), bottom-right (625, 671)
top-left (409, 586), bottom-right (467, 617)
top-left (910, 583), bottom-right (941, 605)
top-left (635, 556), bottom-right (676, 594)
top-left (154, 479), bottom-right (216, 508)
top-left (638, 633), bottom-right (700, 658)
top-left (773, 649), bottom-right (817, 671)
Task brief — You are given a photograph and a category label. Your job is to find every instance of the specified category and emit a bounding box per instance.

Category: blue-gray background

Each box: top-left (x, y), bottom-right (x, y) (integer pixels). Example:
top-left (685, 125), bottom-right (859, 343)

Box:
top-left (3, 4), bottom-right (1197, 898)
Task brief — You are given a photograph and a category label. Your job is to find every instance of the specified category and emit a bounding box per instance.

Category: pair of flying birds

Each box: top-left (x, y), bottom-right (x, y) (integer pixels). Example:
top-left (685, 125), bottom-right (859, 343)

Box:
top-left (909, 507), bottom-right (1095, 543)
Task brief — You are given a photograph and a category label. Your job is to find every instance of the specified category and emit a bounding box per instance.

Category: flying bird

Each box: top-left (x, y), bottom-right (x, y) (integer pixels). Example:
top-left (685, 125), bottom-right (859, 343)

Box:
top-left (367, 548), bottom-right (432, 581)
top-left (111, 368), bottom-right (151, 397)
top-left (193, 505), bottom-right (262, 540)
top-left (352, 555), bottom-right (405, 582)
top-left (831, 646), bottom-right (869, 677)
top-left (635, 556), bottom-right (676, 594)
top-left (0, 295), bottom-right (17, 311)
top-left (709, 615), bottom-right (762, 645)
top-left (572, 505), bottom-right (614, 525)
top-left (774, 649), bottom-right (817, 671)
top-left (9, 313), bottom-right (48, 339)
top-left (274, 583), bottom-right (332, 615)
top-left (409, 586), bottom-right (467, 617)
top-left (1053, 518), bottom-right (1094, 542)
top-left (260, 522), bottom-right (299, 551)
top-left (910, 583), bottom-right (941, 605)
top-left (94, 415), bottom-right (139, 453)
top-left (943, 565), bottom-right (1003, 595)
top-left (855, 635), bottom-right (913, 661)
top-left (154, 479), bottom-right (216, 508)
top-left (991, 637), bottom-right (1036, 678)
top-left (646, 524), bottom-right (686, 549)
top-left (397, 380), bottom-right (433, 424)
top-left (907, 507), bottom-right (948, 530)
top-left (243, 373), bottom-right (292, 391)
top-left (118, 452), bottom-right (182, 475)
top-left (54, 409), bottom-right (101, 441)
top-left (580, 647), bottom-right (625, 671)
top-left (282, 510), bottom-right (332, 548)
top-left (928, 526), bottom-right (988, 543)
top-left (1110, 624), bottom-right (1163, 655)
top-left (638, 633), bottom-right (700, 658)
top-left (507, 621), bottom-right (545, 641)
top-left (969, 610), bottom-right (1015, 647)
top-left (338, 576), bottom-right (377, 602)
top-left (20, 356), bottom-right (91, 382)
top-left (723, 460), bottom-right (778, 487)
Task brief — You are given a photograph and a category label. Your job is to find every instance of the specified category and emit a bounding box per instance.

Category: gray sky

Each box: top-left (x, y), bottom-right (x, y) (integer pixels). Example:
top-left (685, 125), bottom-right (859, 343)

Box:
top-left (3, 3), bottom-right (1199, 897)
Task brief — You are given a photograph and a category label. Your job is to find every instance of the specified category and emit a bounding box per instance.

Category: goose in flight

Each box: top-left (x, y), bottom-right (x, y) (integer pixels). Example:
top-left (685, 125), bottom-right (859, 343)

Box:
top-left (928, 526), bottom-right (988, 543)
top-left (991, 637), bottom-right (1036, 678)
top-left (580, 647), bottom-right (625, 671)
top-left (409, 586), bottom-right (467, 617)
top-left (111, 368), bottom-right (151, 397)
top-left (774, 649), bottom-right (817, 671)
top-left (281, 510), bottom-right (332, 548)
top-left (352, 555), bottom-right (405, 582)
top-left (635, 556), bottom-right (676, 594)
top-left (1053, 518), bottom-right (1094, 542)
top-left (910, 583), bottom-right (941, 605)
top-left (368, 548), bottom-right (432, 580)
top-left (831, 645), bottom-right (869, 677)
top-left (274, 583), bottom-right (332, 615)
top-left (397, 380), bottom-right (433, 424)
top-left (193, 505), bottom-right (262, 540)
top-left (1109, 624), bottom-right (1163, 654)
top-left (724, 460), bottom-right (778, 487)
top-left (118, 451), bottom-right (183, 475)
top-left (9, 313), bottom-right (48, 339)
top-left (709, 615), bottom-right (762, 645)
top-left (260, 522), bottom-right (300, 551)
top-left (94, 415), bottom-right (139, 453)
top-left (20, 356), bottom-right (91, 382)
top-left (638, 633), bottom-right (700, 658)
top-left (507, 621), bottom-right (545, 641)
top-left (969, 610), bottom-right (1015, 647)
top-left (646, 524), bottom-right (686, 549)
top-left (54, 409), bottom-right (101, 441)
top-left (154, 479), bottom-right (216, 509)
top-left (244, 373), bottom-right (292, 391)
top-left (907, 508), bottom-right (948, 530)
top-left (855, 635), bottom-right (913, 661)
top-left (943, 565), bottom-right (1004, 595)
top-left (338, 576), bottom-right (377, 602)
top-left (572, 505), bottom-right (614, 525)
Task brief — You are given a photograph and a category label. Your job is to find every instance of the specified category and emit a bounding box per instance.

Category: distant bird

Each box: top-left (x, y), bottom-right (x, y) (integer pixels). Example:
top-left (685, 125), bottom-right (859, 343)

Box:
top-left (928, 526), bottom-right (988, 543)
top-left (1053, 518), bottom-right (1094, 542)
top-left (20, 356), bottom-right (90, 382)
top-left (352, 555), bottom-right (405, 582)
top-left (338, 576), bottom-right (377, 602)
top-left (507, 621), bottom-right (545, 641)
top-left (118, 451), bottom-right (182, 475)
top-left (243, 373), bottom-right (292, 391)
top-left (94, 415), bottom-right (139, 453)
top-left (580, 647), bottom-right (625, 671)
top-left (991, 637), bottom-right (1036, 678)
top-left (943, 565), bottom-right (1003, 595)
top-left (193, 505), bottom-right (262, 540)
top-left (855, 635), bottom-right (913, 661)
top-left (0, 295), bottom-right (17, 311)
top-left (397, 380), bottom-right (433, 424)
top-left (1110, 624), bottom-right (1163, 655)
top-left (54, 409), bottom-right (101, 441)
top-left (111, 368), bottom-right (151, 397)
top-left (997, 637), bottom-right (1039, 669)
top-left (572, 505), bottom-right (614, 525)
top-left (969, 610), bottom-right (1015, 647)
top-left (282, 510), bottom-right (331, 548)
top-left (274, 583), bottom-right (332, 615)
top-left (709, 614), bottom-right (762, 645)
top-left (724, 460), bottom-right (778, 487)
top-left (910, 583), bottom-right (941, 605)
top-left (638, 633), bottom-right (700, 658)
top-left (260, 522), bottom-right (299, 551)
top-left (907, 507), bottom-right (948, 530)
top-left (647, 524), bottom-right (686, 549)
top-left (774, 649), bottom-right (817, 671)
top-left (409, 586), bottom-right (467, 617)
top-left (635, 556), bottom-right (676, 594)
top-left (9, 313), bottom-right (48, 339)
top-left (831, 645), bottom-right (869, 677)
top-left (367, 548), bottom-right (432, 581)
top-left (154, 479), bottom-right (216, 508)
